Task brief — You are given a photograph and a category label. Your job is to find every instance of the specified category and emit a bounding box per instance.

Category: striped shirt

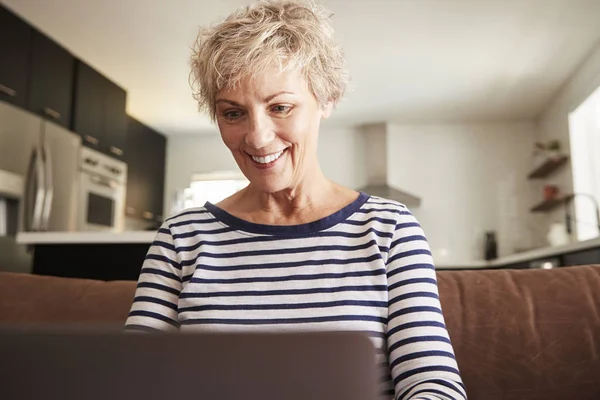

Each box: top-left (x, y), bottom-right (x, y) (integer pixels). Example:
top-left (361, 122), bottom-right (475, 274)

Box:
top-left (125, 193), bottom-right (466, 400)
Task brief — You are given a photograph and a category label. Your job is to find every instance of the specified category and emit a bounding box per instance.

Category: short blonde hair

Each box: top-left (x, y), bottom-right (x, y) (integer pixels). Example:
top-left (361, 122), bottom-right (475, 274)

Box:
top-left (190, 0), bottom-right (348, 121)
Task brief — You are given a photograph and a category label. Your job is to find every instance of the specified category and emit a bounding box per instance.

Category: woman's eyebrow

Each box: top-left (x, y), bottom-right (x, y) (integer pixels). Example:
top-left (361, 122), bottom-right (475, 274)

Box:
top-left (264, 91), bottom-right (295, 102)
top-left (215, 98), bottom-right (242, 107)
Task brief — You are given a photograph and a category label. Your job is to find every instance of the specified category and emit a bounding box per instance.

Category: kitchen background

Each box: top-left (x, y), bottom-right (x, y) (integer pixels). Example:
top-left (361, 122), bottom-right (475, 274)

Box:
top-left (1, 0), bottom-right (600, 279)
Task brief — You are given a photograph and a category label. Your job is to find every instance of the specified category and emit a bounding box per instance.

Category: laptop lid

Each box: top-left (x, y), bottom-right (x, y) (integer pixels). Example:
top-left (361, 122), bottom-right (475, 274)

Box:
top-left (0, 329), bottom-right (379, 400)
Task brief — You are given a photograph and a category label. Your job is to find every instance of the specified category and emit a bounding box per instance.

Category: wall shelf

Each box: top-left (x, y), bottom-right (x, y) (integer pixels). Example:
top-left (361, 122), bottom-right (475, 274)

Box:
top-left (528, 154), bottom-right (569, 179)
top-left (530, 194), bottom-right (573, 213)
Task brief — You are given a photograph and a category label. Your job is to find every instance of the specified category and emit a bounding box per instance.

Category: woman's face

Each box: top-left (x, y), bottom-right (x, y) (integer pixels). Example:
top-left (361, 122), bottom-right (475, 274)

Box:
top-left (215, 67), bottom-right (332, 194)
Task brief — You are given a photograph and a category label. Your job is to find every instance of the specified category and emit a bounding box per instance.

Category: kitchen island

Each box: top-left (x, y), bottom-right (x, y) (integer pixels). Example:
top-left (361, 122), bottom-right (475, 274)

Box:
top-left (16, 231), bottom-right (160, 281)
top-left (16, 232), bottom-right (600, 280)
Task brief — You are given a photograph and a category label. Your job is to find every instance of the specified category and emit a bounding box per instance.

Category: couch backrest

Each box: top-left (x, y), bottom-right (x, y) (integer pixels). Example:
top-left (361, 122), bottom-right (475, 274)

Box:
top-left (0, 272), bottom-right (136, 325)
top-left (1, 266), bottom-right (599, 400)
top-left (437, 265), bottom-right (600, 400)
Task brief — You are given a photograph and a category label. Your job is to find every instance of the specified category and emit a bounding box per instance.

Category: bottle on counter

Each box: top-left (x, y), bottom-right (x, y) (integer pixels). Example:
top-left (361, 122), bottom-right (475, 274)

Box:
top-left (484, 231), bottom-right (498, 260)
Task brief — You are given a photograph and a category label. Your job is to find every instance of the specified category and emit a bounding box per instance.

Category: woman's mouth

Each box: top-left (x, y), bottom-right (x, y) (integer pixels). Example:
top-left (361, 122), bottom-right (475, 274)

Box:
top-left (248, 149), bottom-right (287, 169)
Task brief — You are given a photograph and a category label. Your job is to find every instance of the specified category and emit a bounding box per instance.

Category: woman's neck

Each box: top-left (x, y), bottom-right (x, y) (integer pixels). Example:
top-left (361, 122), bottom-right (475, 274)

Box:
top-left (219, 167), bottom-right (357, 225)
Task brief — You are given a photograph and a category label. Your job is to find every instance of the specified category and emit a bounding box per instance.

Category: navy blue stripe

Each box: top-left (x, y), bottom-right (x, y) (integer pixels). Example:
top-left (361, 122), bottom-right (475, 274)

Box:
top-left (152, 240), bottom-right (176, 252)
top-left (388, 335), bottom-right (452, 355)
top-left (394, 222), bottom-right (420, 231)
top-left (386, 320), bottom-right (447, 338)
top-left (140, 267), bottom-right (181, 282)
top-left (388, 291), bottom-right (439, 306)
top-left (388, 277), bottom-right (437, 291)
top-left (169, 218), bottom-right (219, 227)
top-left (191, 253), bottom-right (382, 273)
top-left (128, 310), bottom-right (180, 327)
top-left (180, 239), bottom-right (381, 259)
top-left (355, 208), bottom-right (410, 216)
top-left (174, 227), bottom-right (393, 255)
top-left (343, 216), bottom-right (396, 226)
top-left (171, 227), bottom-right (235, 239)
top-left (406, 387), bottom-right (456, 400)
top-left (178, 299), bottom-right (387, 313)
top-left (158, 227), bottom-right (170, 235)
top-left (423, 379), bottom-right (466, 396)
top-left (390, 235), bottom-right (427, 248)
top-left (390, 350), bottom-right (456, 368)
top-left (166, 209), bottom-right (210, 221)
top-left (393, 365), bottom-right (461, 386)
top-left (388, 306), bottom-right (442, 320)
top-left (133, 296), bottom-right (178, 311)
top-left (189, 269), bottom-right (385, 285)
top-left (386, 263), bottom-right (434, 278)
top-left (398, 379), bottom-right (465, 400)
top-left (179, 284), bottom-right (388, 299)
top-left (123, 324), bottom-right (163, 333)
top-left (180, 314), bottom-right (387, 326)
top-left (137, 282), bottom-right (181, 296)
top-left (388, 248), bottom-right (432, 264)
top-left (144, 254), bottom-right (181, 270)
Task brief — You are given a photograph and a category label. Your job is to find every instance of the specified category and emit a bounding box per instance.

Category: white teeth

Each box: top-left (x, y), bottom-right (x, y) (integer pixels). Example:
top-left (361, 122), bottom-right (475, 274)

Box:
top-left (252, 150), bottom-right (283, 164)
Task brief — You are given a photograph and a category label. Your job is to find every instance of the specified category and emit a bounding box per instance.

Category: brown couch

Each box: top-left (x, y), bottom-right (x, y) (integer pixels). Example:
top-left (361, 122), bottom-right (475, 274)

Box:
top-left (1, 266), bottom-right (599, 400)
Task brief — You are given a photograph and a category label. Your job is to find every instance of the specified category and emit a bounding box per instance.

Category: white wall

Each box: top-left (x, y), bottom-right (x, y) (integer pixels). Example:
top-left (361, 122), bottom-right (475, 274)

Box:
top-left (535, 41), bottom-right (600, 235)
top-left (164, 127), bottom-right (366, 217)
top-left (386, 122), bottom-right (539, 264)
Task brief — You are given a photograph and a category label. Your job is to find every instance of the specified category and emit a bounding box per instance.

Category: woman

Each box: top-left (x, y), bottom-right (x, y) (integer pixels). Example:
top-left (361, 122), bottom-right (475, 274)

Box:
top-left (125, 1), bottom-right (466, 399)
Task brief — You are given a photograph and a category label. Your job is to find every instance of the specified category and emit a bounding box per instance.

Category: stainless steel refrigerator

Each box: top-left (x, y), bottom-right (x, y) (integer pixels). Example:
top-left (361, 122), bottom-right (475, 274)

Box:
top-left (0, 101), bottom-right (80, 273)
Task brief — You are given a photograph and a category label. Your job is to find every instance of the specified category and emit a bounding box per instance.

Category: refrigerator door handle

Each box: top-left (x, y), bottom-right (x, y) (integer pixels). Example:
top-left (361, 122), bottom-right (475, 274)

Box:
top-left (40, 136), bottom-right (54, 231)
top-left (23, 142), bottom-right (46, 231)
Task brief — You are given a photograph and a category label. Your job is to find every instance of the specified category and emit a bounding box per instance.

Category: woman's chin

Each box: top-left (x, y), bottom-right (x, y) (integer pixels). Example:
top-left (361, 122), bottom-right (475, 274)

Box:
top-left (248, 177), bottom-right (289, 194)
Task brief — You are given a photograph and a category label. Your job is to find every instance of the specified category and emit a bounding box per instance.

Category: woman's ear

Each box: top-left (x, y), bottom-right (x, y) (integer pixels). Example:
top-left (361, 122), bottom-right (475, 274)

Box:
top-left (321, 101), bottom-right (333, 120)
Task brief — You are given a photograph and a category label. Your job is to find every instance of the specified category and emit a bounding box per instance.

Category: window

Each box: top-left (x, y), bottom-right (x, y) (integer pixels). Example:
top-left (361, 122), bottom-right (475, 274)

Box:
top-left (568, 84), bottom-right (600, 241)
top-left (170, 171), bottom-right (248, 215)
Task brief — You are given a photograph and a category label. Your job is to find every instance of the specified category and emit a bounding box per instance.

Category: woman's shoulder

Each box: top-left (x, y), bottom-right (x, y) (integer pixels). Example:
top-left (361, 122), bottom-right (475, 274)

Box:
top-left (164, 206), bottom-right (212, 227)
top-left (360, 195), bottom-right (412, 217)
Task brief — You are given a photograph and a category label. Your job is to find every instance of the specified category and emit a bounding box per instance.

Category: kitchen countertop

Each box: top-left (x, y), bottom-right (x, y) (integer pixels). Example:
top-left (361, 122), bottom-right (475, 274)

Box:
top-left (436, 236), bottom-right (600, 269)
top-left (16, 231), bottom-right (159, 244)
top-left (16, 232), bottom-right (600, 269)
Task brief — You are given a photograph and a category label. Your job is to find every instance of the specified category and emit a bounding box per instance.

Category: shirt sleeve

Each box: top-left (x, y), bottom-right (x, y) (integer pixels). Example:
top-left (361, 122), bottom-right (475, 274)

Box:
top-left (124, 222), bottom-right (182, 332)
top-left (386, 208), bottom-right (467, 400)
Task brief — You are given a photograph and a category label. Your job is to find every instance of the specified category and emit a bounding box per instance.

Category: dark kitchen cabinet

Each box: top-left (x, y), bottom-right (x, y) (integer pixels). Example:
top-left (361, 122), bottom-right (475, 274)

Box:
top-left (562, 248), bottom-right (600, 266)
top-left (125, 117), bottom-right (166, 223)
top-left (27, 30), bottom-right (75, 128)
top-left (103, 80), bottom-right (128, 158)
top-left (71, 62), bottom-right (104, 151)
top-left (72, 60), bottom-right (128, 159)
top-left (0, 6), bottom-right (32, 108)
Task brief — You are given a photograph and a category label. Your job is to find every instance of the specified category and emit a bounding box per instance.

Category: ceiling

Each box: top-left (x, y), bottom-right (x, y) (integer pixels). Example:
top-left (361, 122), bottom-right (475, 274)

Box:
top-left (4, 0), bottom-right (600, 136)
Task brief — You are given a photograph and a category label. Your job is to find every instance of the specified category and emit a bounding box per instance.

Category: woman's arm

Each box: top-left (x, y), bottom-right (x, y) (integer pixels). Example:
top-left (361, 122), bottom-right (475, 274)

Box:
top-left (386, 208), bottom-right (467, 400)
top-left (125, 222), bottom-right (182, 332)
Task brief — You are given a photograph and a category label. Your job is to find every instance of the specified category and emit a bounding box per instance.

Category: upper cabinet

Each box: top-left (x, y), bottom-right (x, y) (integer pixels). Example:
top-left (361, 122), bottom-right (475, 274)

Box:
top-left (0, 7), bottom-right (32, 108)
top-left (27, 30), bottom-right (75, 128)
top-left (125, 117), bottom-right (166, 223)
top-left (72, 60), bottom-right (128, 160)
top-left (103, 80), bottom-right (128, 158)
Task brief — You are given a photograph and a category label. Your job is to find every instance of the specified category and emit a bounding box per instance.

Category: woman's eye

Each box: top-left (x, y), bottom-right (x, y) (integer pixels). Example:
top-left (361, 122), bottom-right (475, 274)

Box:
top-left (271, 105), bottom-right (291, 114)
top-left (223, 110), bottom-right (243, 120)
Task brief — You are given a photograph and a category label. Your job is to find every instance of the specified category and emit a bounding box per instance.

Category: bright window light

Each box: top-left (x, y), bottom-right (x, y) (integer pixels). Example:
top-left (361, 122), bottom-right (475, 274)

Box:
top-left (568, 84), bottom-right (600, 241)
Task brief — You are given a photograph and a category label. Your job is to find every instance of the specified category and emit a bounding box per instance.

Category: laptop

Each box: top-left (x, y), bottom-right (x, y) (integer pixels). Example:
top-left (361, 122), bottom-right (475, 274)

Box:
top-left (0, 329), bottom-right (379, 400)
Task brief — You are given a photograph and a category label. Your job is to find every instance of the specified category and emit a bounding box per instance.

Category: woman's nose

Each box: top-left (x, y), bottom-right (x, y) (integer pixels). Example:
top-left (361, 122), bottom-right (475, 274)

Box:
top-left (245, 112), bottom-right (275, 149)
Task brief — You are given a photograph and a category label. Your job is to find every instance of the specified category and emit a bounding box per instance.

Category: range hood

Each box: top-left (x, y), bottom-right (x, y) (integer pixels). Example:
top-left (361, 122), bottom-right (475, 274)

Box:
top-left (357, 123), bottom-right (421, 207)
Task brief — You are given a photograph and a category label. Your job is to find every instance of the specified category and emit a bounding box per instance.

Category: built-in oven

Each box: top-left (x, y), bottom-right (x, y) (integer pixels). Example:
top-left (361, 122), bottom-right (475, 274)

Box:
top-left (78, 147), bottom-right (127, 231)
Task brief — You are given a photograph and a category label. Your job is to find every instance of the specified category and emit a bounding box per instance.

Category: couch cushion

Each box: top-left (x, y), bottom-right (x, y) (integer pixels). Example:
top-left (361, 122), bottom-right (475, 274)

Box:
top-left (437, 265), bottom-right (600, 400)
top-left (0, 272), bottom-right (136, 325)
